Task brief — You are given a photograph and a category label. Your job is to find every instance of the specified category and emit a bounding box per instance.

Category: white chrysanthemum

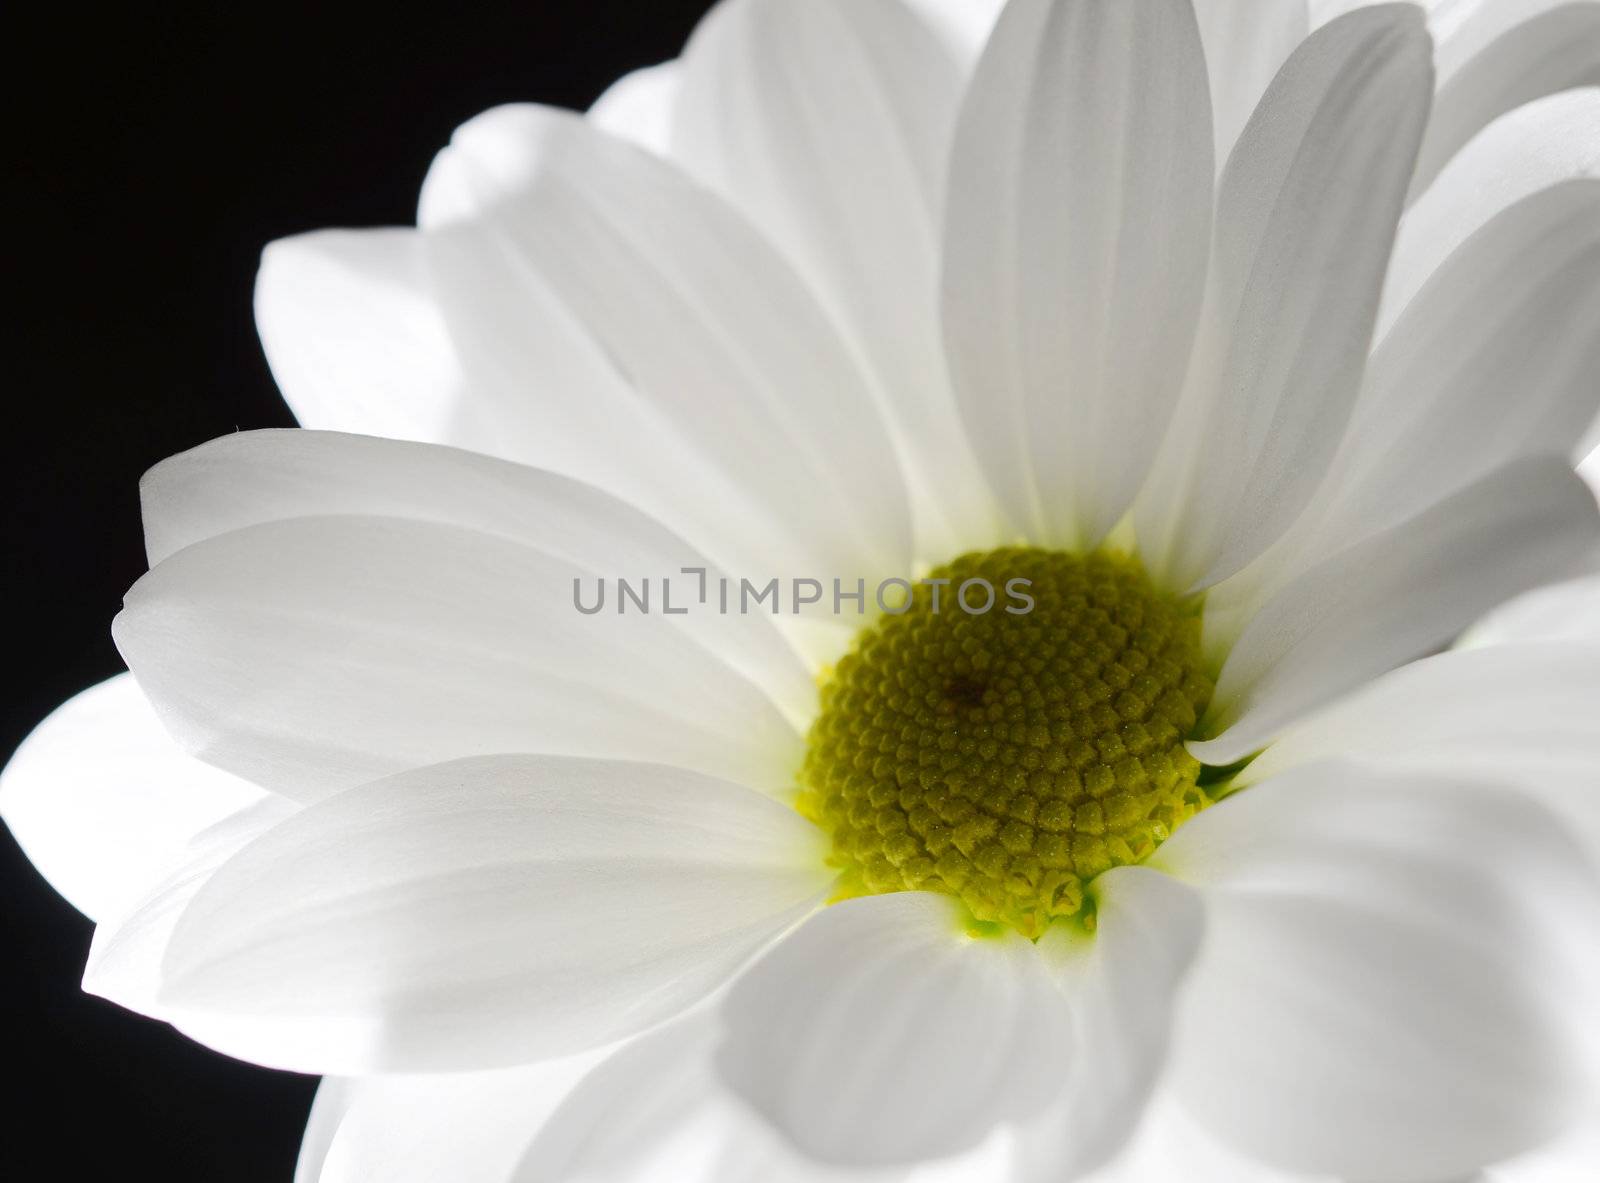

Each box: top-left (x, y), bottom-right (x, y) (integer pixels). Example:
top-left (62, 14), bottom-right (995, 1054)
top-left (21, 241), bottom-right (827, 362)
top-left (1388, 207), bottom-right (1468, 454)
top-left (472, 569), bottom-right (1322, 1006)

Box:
top-left (5, 0), bottom-right (1600, 1180)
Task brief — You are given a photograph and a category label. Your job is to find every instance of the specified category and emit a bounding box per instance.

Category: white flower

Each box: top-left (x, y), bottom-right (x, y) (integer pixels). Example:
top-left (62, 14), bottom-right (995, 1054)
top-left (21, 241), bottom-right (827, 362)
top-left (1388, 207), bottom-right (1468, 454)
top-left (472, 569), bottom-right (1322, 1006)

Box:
top-left (5, 0), bottom-right (1600, 1180)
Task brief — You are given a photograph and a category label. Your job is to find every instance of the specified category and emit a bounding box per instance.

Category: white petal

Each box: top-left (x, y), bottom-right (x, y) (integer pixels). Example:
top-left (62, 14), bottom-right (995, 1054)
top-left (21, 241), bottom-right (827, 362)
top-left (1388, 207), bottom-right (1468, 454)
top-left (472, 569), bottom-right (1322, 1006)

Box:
top-left (1425, 0), bottom-right (1600, 80)
top-left (295, 1077), bottom-right (349, 1183)
top-left (84, 796), bottom-right (296, 1017)
top-left (422, 105), bottom-right (912, 583)
top-left (673, 0), bottom-right (996, 558)
top-left (1014, 867), bottom-right (1205, 1183)
top-left (0, 674), bottom-right (265, 921)
top-left (1153, 764), bottom-right (1600, 1179)
top-left (521, 1006), bottom-right (1012, 1182)
top-left (1138, 5), bottom-right (1434, 589)
top-left (1339, 180), bottom-right (1600, 536)
top-left (1237, 642), bottom-right (1600, 859)
top-left (1195, 457), bottom-right (1600, 763)
top-left (139, 429), bottom-right (814, 726)
top-left (417, 104), bottom-right (552, 230)
top-left (298, 1052), bottom-right (606, 1183)
top-left (1464, 575), bottom-right (1600, 646)
top-left (943, 0), bottom-right (1214, 549)
top-left (1084, 1092), bottom-right (1315, 1183)
top-left (588, 61), bottom-right (681, 155)
top-left (1381, 86), bottom-right (1600, 339)
top-left (715, 891), bottom-right (1072, 1167)
top-left (152, 755), bottom-right (831, 1074)
top-left (1489, 1117), bottom-right (1600, 1183)
top-left (1412, 2), bottom-right (1600, 197)
top-left (114, 511), bottom-right (805, 802)
top-left (900, 0), bottom-right (1006, 65)
top-left (1210, 177), bottom-right (1600, 624)
top-left (254, 229), bottom-right (475, 446)
top-left (1194, 0), bottom-right (1311, 162)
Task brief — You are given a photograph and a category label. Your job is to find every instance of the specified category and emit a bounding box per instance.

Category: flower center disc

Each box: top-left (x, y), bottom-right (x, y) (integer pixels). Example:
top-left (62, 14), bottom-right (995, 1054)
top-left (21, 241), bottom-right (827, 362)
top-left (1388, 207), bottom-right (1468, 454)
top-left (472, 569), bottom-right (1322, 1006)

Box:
top-left (800, 548), bottom-right (1215, 938)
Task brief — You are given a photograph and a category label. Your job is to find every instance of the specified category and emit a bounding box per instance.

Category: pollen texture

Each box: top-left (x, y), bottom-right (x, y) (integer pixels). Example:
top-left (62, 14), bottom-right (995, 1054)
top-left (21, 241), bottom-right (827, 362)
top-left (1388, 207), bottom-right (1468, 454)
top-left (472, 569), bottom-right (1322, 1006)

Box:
top-left (799, 548), bottom-right (1214, 938)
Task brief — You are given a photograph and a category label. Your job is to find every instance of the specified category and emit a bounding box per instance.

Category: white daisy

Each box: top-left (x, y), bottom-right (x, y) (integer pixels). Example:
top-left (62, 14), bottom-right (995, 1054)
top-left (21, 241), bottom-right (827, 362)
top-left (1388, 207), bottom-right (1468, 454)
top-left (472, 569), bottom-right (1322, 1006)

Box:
top-left (6, 0), bottom-right (1600, 1180)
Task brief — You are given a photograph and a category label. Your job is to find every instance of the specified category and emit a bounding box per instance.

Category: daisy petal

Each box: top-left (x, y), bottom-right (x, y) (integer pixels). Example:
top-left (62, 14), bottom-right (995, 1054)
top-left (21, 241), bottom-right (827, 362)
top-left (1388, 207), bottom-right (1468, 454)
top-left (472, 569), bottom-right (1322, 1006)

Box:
top-left (1140, 4), bottom-right (1434, 588)
top-left (588, 61), bottom-right (680, 155)
top-left (1465, 575), bottom-right (1600, 646)
top-left (138, 430), bottom-right (813, 725)
top-left (1340, 180), bottom-right (1600, 536)
top-left (715, 891), bottom-right (1072, 1167)
top-left (1196, 457), bottom-right (1600, 762)
top-left (422, 105), bottom-right (912, 581)
top-left (522, 1006), bottom-right (1019, 1182)
top-left (1212, 177), bottom-right (1600, 621)
top-left (1237, 642), bottom-right (1600, 860)
top-left (1412, 1), bottom-right (1600, 197)
top-left (1153, 764), bottom-right (1600, 1179)
top-left (943, 0), bottom-right (1214, 548)
top-left (84, 796), bottom-right (296, 1016)
top-left (1084, 1093), bottom-right (1314, 1183)
top-left (901, 0), bottom-right (1005, 65)
top-left (0, 674), bottom-right (265, 921)
top-left (254, 229), bottom-right (472, 445)
top-left (297, 1053), bottom-right (605, 1183)
top-left (673, 0), bottom-right (994, 557)
top-left (522, 1006), bottom-right (1018, 1182)
top-left (295, 1077), bottom-right (349, 1183)
top-left (1381, 86), bottom-right (1600, 339)
top-left (114, 512), bottom-right (804, 801)
top-left (417, 104), bottom-right (555, 229)
top-left (1489, 1118), bottom-right (1600, 1183)
top-left (1015, 867), bottom-right (1205, 1182)
top-left (1194, 0), bottom-right (1311, 162)
top-left (152, 755), bottom-right (831, 1074)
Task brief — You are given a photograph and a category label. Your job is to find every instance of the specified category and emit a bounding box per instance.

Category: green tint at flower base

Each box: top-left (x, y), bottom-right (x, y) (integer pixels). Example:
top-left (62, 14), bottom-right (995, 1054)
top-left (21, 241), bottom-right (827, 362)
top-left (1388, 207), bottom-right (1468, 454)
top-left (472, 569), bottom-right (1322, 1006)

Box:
top-left (800, 549), bottom-right (1215, 938)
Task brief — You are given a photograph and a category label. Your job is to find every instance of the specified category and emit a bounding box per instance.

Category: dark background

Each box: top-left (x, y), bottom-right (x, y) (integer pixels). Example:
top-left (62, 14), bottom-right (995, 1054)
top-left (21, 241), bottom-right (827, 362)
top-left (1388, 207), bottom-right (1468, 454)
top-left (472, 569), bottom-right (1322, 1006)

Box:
top-left (5, 3), bottom-right (713, 1177)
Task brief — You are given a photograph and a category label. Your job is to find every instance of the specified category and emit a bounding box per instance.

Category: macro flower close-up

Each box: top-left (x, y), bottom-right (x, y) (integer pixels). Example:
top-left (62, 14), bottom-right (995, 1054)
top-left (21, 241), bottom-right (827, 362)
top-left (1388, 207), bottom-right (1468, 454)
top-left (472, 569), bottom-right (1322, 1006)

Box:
top-left (5, 0), bottom-right (1600, 1179)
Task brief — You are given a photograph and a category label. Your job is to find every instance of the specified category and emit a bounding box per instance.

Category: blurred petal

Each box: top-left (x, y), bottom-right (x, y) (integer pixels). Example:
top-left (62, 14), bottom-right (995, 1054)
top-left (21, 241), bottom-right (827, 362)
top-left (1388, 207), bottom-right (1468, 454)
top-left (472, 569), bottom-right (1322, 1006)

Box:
top-left (1196, 458), bottom-right (1600, 762)
top-left (674, 0), bottom-right (994, 557)
top-left (1381, 86), bottom-right (1599, 339)
top-left (153, 755), bottom-right (831, 1073)
top-left (943, 0), bottom-right (1213, 548)
top-left (115, 511), bottom-right (804, 802)
top-left (1138, 4), bottom-right (1434, 588)
top-left (715, 892), bottom-right (1072, 1167)
top-left (588, 61), bottom-right (680, 154)
top-left (422, 104), bottom-right (912, 582)
top-left (1154, 764), bottom-right (1600, 1179)
top-left (0, 674), bottom-right (265, 921)
top-left (139, 430), bottom-right (813, 726)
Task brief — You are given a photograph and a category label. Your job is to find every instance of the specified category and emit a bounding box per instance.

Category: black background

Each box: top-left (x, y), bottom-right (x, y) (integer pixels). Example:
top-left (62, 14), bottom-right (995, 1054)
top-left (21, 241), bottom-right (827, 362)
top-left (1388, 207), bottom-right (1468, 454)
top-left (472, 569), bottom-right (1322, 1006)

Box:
top-left (5, 3), bottom-right (714, 1177)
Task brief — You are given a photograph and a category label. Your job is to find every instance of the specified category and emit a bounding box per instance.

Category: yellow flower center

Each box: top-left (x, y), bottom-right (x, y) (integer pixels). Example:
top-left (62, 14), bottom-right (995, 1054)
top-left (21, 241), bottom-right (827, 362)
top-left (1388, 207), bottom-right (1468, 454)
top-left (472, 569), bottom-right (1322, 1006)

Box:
top-left (799, 548), bottom-right (1215, 938)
